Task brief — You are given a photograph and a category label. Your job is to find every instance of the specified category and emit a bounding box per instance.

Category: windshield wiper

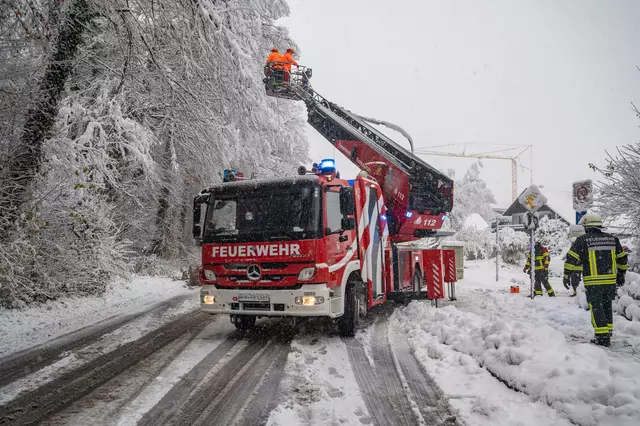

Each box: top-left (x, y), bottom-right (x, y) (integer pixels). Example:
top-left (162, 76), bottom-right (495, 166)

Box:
top-left (261, 228), bottom-right (300, 240)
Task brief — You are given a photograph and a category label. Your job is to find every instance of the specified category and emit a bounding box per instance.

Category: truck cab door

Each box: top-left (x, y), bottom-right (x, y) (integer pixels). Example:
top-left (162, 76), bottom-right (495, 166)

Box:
top-left (355, 180), bottom-right (386, 300)
top-left (325, 189), bottom-right (346, 273)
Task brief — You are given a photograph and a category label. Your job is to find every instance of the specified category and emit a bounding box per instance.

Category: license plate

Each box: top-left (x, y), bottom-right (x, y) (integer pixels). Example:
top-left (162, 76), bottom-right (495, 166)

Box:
top-left (237, 293), bottom-right (270, 302)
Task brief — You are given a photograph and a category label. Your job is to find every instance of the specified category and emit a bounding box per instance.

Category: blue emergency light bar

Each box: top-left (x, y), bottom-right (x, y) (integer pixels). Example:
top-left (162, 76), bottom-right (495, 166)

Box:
top-left (318, 159), bottom-right (336, 173)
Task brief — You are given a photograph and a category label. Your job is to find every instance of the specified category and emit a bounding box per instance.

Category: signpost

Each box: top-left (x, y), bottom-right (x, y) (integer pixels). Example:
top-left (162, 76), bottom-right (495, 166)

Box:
top-left (572, 179), bottom-right (593, 212)
top-left (518, 185), bottom-right (547, 299)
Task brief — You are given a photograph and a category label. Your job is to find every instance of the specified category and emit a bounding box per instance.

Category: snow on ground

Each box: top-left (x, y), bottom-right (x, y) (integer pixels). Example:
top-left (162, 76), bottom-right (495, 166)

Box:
top-left (267, 332), bottom-right (371, 426)
top-left (393, 259), bottom-right (640, 426)
top-left (115, 318), bottom-right (236, 425)
top-left (0, 274), bottom-right (197, 358)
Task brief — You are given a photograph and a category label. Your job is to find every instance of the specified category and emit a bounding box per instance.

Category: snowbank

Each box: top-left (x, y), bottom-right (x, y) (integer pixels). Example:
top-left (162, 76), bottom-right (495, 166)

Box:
top-left (0, 275), bottom-right (195, 357)
top-left (395, 302), bottom-right (640, 426)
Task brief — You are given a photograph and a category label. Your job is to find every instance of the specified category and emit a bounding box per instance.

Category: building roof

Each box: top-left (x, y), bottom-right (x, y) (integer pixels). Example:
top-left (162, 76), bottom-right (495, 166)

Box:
top-left (464, 213), bottom-right (489, 230)
top-left (503, 189), bottom-right (573, 224)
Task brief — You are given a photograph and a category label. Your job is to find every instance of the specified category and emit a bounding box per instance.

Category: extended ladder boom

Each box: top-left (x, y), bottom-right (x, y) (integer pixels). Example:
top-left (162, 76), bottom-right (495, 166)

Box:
top-left (272, 68), bottom-right (453, 239)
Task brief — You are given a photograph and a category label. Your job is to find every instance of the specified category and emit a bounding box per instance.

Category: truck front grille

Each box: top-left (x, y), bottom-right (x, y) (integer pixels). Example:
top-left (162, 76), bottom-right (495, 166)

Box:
top-left (242, 302), bottom-right (271, 311)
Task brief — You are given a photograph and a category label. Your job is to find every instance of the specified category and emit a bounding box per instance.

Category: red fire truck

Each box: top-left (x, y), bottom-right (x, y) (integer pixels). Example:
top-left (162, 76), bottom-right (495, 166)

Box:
top-left (192, 66), bottom-right (458, 336)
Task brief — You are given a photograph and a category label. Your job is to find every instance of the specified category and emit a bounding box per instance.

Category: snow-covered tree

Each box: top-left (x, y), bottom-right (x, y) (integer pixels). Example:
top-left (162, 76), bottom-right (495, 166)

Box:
top-left (0, 0), bottom-right (308, 307)
top-left (498, 227), bottom-right (529, 265)
top-left (455, 226), bottom-right (496, 260)
top-left (591, 143), bottom-right (640, 238)
top-left (535, 217), bottom-right (570, 256)
top-left (447, 161), bottom-right (496, 231)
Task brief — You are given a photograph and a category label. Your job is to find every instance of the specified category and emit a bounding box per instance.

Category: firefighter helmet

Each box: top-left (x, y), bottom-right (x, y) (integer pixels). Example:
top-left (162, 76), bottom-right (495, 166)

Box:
top-left (582, 213), bottom-right (603, 228)
top-left (270, 47), bottom-right (278, 52)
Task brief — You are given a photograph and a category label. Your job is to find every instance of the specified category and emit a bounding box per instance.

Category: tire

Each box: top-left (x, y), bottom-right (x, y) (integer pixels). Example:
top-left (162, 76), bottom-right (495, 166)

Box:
top-left (414, 267), bottom-right (423, 292)
top-left (234, 315), bottom-right (256, 331)
top-left (339, 284), bottom-right (358, 337)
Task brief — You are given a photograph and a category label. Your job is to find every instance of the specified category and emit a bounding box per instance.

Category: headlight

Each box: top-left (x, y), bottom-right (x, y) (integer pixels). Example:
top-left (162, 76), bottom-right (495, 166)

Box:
top-left (203, 295), bottom-right (216, 304)
top-left (298, 267), bottom-right (316, 281)
top-left (294, 296), bottom-right (325, 305)
top-left (204, 269), bottom-right (216, 281)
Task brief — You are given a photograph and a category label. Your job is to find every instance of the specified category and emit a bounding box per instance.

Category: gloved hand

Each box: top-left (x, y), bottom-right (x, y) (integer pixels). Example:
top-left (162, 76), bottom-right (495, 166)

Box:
top-left (523, 268), bottom-right (528, 274)
top-left (563, 276), bottom-right (570, 289)
top-left (617, 272), bottom-right (626, 287)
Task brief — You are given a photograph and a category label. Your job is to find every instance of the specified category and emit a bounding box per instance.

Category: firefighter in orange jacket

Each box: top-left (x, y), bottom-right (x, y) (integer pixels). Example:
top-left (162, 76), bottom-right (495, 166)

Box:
top-left (524, 242), bottom-right (556, 297)
top-left (265, 48), bottom-right (284, 90)
top-left (266, 47), bottom-right (284, 69)
top-left (283, 48), bottom-right (298, 83)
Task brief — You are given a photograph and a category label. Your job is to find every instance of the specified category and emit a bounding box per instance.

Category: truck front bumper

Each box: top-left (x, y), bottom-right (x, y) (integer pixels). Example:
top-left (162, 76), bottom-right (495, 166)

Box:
top-left (199, 284), bottom-right (342, 318)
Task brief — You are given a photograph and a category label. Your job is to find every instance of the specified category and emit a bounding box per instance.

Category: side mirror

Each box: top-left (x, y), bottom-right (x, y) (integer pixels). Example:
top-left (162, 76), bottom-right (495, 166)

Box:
top-left (192, 224), bottom-right (202, 239)
top-left (339, 187), bottom-right (355, 216)
top-left (297, 166), bottom-right (307, 175)
top-left (193, 194), bottom-right (208, 240)
top-left (341, 217), bottom-right (355, 231)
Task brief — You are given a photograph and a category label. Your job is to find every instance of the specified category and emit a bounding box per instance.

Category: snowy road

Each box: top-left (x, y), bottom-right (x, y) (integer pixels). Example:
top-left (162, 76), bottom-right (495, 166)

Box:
top-left (1, 265), bottom-right (639, 426)
top-left (0, 297), bottom-right (456, 425)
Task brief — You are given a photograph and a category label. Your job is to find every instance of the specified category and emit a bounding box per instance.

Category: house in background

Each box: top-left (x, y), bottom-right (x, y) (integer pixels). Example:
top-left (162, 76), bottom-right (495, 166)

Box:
top-left (502, 189), bottom-right (573, 227)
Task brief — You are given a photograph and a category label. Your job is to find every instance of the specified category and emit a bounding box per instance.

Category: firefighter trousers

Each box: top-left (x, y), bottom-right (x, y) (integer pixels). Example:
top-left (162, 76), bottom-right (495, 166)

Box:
top-left (534, 272), bottom-right (554, 296)
top-left (585, 284), bottom-right (616, 338)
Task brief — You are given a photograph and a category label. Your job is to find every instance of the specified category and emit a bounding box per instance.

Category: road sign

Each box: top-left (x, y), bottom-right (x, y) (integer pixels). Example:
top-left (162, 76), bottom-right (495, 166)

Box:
top-left (576, 210), bottom-right (587, 225)
top-left (572, 179), bottom-right (593, 211)
top-left (518, 185), bottom-right (548, 212)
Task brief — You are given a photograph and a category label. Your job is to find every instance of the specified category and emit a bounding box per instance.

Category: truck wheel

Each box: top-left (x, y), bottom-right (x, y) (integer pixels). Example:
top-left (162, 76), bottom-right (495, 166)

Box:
top-left (234, 315), bottom-right (256, 331)
top-left (414, 267), bottom-right (424, 292)
top-left (339, 284), bottom-right (358, 337)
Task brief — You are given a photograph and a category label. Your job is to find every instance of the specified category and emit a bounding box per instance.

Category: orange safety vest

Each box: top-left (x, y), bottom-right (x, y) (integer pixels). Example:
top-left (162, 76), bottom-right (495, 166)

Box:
top-left (283, 52), bottom-right (298, 71)
top-left (266, 52), bottom-right (284, 69)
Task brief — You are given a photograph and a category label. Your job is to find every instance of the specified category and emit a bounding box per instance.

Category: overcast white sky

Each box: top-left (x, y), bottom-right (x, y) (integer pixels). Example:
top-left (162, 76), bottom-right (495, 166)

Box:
top-left (278, 0), bottom-right (640, 207)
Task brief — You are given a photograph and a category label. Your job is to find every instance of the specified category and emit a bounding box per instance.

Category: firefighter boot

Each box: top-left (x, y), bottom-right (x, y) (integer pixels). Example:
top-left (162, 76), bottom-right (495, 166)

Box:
top-left (590, 335), bottom-right (611, 347)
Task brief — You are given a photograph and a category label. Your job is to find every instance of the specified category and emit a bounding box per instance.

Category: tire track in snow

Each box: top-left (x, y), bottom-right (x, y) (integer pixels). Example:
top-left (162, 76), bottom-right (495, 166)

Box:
top-left (389, 325), bottom-right (459, 425)
top-left (370, 321), bottom-right (416, 425)
top-left (141, 320), bottom-right (293, 426)
top-left (0, 295), bottom-right (189, 390)
top-left (42, 329), bottom-right (200, 426)
top-left (0, 311), bottom-right (208, 426)
top-left (343, 333), bottom-right (412, 425)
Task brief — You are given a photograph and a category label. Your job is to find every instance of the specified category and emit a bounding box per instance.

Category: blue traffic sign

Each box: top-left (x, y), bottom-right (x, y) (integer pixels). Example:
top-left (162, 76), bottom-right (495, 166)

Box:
top-left (576, 210), bottom-right (587, 225)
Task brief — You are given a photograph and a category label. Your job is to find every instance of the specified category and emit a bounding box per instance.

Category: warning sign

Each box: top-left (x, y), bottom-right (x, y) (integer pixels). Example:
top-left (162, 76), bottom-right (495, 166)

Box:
top-left (572, 180), bottom-right (593, 211)
top-left (518, 185), bottom-right (547, 213)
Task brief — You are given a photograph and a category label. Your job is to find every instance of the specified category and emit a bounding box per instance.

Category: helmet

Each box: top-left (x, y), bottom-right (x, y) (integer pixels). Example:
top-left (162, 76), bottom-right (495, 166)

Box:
top-left (582, 213), bottom-right (603, 228)
top-left (286, 48), bottom-right (294, 53)
top-left (270, 47), bottom-right (278, 52)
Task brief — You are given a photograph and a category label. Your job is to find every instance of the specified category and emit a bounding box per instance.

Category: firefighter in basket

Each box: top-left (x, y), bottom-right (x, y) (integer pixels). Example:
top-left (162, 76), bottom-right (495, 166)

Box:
top-left (264, 48), bottom-right (284, 91)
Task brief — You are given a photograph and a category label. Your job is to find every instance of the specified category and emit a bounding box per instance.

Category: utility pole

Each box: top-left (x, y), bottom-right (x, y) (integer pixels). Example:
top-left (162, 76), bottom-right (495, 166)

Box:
top-left (495, 220), bottom-right (499, 282)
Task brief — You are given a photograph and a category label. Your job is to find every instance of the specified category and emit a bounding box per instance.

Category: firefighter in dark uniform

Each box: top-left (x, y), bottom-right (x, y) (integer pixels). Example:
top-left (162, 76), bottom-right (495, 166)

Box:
top-left (524, 242), bottom-right (555, 297)
top-left (563, 214), bottom-right (628, 347)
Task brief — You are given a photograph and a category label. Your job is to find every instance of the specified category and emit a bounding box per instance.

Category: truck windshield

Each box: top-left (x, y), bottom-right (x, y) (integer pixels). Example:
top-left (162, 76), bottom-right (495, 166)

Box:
top-left (203, 184), bottom-right (321, 243)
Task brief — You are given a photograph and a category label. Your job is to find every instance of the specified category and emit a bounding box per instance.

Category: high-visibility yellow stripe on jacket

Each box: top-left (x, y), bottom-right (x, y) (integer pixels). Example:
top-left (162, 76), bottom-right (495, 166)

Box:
top-left (563, 229), bottom-right (627, 286)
